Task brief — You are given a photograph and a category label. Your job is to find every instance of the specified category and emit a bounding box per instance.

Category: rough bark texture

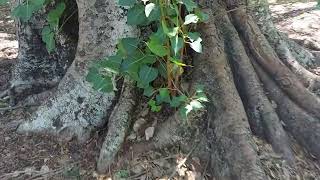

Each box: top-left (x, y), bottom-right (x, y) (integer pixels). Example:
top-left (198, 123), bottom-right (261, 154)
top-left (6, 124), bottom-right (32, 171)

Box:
top-left (253, 61), bottom-right (320, 159)
top-left (13, 0), bottom-right (320, 178)
top-left (97, 80), bottom-right (136, 173)
top-left (191, 3), bottom-right (267, 179)
top-left (218, 11), bottom-right (295, 165)
top-left (11, 0), bottom-right (78, 98)
top-left (17, 0), bottom-right (138, 142)
top-left (230, 8), bottom-right (320, 119)
top-left (249, 0), bottom-right (320, 91)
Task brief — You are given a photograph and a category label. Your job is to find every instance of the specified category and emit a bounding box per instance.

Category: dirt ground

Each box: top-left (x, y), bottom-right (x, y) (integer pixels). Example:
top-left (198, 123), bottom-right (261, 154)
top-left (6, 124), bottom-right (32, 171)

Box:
top-left (1, 1), bottom-right (320, 180)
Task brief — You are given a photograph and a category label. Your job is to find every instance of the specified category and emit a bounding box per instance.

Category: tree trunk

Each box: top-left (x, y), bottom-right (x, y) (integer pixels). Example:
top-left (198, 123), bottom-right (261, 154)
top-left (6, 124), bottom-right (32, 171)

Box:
top-left (17, 0), bottom-right (138, 141)
top-left (11, 0), bottom-right (78, 99)
top-left (13, 0), bottom-right (320, 178)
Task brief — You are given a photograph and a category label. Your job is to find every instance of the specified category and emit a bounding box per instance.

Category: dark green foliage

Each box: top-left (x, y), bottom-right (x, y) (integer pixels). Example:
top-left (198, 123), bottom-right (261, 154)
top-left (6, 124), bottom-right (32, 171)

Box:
top-left (12, 0), bottom-right (66, 53)
top-left (84, 0), bottom-right (210, 119)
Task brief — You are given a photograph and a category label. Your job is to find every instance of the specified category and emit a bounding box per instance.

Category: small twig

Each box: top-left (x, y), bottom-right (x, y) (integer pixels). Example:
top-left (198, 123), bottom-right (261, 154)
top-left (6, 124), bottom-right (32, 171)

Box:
top-left (202, 159), bottom-right (210, 179)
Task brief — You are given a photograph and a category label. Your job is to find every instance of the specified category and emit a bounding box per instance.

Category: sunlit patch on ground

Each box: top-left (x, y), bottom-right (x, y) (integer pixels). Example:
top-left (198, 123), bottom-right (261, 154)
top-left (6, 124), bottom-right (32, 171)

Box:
top-left (270, 1), bottom-right (320, 50)
top-left (0, 5), bottom-right (18, 61)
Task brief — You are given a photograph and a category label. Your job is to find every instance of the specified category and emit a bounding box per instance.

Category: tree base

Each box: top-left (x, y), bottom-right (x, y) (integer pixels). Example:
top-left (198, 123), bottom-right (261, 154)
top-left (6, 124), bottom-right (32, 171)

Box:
top-left (13, 0), bottom-right (320, 178)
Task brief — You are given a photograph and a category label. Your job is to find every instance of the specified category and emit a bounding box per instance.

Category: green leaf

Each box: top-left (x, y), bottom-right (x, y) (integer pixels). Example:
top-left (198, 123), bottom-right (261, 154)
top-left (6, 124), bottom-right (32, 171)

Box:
top-left (145, 3), bottom-right (155, 17)
top-left (170, 36), bottom-right (184, 56)
top-left (127, 4), bottom-right (148, 25)
top-left (120, 57), bottom-right (140, 73)
top-left (189, 37), bottom-right (202, 53)
top-left (169, 57), bottom-right (186, 67)
top-left (100, 54), bottom-right (122, 73)
top-left (195, 84), bottom-right (205, 93)
top-left (0, 0), bottom-right (8, 6)
top-left (115, 170), bottom-right (130, 179)
top-left (12, 4), bottom-right (37, 22)
top-left (143, 86), bottom-right (154, 97)
top-left (157, 63), bottom-right (167, 78)
top-left (138, 65), bottom-right (158, 86)
top-left (183, 14), bottom-right (199, 25)
top-left (30, 0), bottom-right (46, 7)
top-left (118, 37), bottom-right (139, 57)
top-left (187, 32), bottom-right (200, 42)
top-left (195, 85), bottom-right (208, 102)
top-left (179, 106), bottom-right (189, 120)
top-left (120, 50), bottom-right (156, 74)
top-left (148, 100), bottom-right (161, 112)
top-left (147, 3), bottom-right (160, 22)
top-left (170, 95), bottom-right (187, 107)
top-left (147, 36), bottom-right (168, 57)
top-left (86, 67), bottom-right (114, 92)
top-left (162, 20), bottom-right (179, 37)
top-left (152, 27), bottom-right (166, 44)
top-left (140, 53), bottom-right (157, 64)
top-left (118, 0), bottom-right (136, 6)
top-left (181, 0), bottom-right (197, 12)
top-left (195, 8), bottom-right (209, 22)
top-left (12, 0), bottom-right (45, 22)
top-left (41, 26), bottom-right (56, 53)
top-left (156, 88), bottom-right (171, 103)
top-left (47, 2), bottom-right (66, 28)
top-left (196, 92), bottom-right (208, 102)
top-left (190, 100), bottom-right (203, 109)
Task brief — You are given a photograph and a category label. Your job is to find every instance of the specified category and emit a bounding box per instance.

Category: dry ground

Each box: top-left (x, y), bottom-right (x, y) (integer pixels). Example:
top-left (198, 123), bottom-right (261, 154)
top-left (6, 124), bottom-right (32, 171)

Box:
top-left (1, 1), bottom-right (320, 180)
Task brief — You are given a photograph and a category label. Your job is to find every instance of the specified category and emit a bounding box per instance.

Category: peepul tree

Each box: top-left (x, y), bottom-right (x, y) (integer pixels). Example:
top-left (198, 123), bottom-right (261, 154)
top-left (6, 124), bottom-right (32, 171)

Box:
top-left (3, 0), bottom-right (320, 178)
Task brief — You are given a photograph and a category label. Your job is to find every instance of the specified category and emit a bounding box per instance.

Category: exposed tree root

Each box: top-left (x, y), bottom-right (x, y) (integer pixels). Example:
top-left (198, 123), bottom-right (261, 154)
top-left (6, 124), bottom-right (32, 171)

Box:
top-left (190, 5), bottom-right (267, 178)
top-left (97, 80), bottom-right (137, 173)
top-left (275, 46), bottom-right (320, 91)
top-left (12, 0), bottom-right (320, 178)
top-left (230, 8), bottom-right (320, 119)
top-left (218, 12), bottom-right (295, 165)
top-left (248, 1), bottom-right (320, 91)
top-left (253, 60), bottom-right (320, 159)
top-left (283, 35), bottom-right (320, 67)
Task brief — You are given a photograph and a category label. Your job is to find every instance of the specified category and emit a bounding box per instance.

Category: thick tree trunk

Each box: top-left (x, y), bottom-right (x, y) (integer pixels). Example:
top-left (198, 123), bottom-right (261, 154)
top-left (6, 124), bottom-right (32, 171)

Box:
top-left (191, 6), bottom-right (267, 178)
top-left (17, 0), bottom-right (138, 141)
top-left (11, 0), bottom-right (78, 99)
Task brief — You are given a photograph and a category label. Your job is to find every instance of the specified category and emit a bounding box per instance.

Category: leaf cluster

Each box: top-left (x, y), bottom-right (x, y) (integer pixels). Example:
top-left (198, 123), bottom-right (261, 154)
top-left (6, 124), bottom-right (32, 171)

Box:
top-left (87, 0), bottom-right (208, 120)
top-left (11, 0), bottom-right (66, 53)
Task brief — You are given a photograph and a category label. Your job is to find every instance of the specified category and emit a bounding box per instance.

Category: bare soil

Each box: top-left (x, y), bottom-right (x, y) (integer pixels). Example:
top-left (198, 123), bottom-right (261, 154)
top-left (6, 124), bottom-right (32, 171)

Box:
top-left (1, 1), bottom-right (320, 180)
top-left (270, 2), bottom-right (320, 50)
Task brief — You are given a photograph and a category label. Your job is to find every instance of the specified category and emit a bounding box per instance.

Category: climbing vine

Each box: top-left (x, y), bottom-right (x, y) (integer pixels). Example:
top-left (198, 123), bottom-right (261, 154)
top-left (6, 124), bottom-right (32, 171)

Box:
top-left (10, 0), bottom-right (67, 53)
top-left (1, 0), bottom-right (209, 119)
top-left (87, 0), bottom-right (208, 119)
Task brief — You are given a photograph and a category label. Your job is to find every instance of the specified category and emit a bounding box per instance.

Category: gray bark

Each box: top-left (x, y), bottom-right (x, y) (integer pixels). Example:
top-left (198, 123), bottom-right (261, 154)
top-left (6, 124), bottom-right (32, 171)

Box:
top-left (11, 1), bottom-right (77, 98)
top-left (17, 0), bottom-right (138, 142)
top-left (218, 11), bottom-right (295, 165)
top-left (192, 2), bottom-right (267, 179)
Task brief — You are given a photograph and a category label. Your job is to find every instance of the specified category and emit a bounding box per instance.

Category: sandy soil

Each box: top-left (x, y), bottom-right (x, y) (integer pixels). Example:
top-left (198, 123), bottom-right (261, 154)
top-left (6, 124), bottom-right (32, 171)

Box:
top-left (270, 2), bottom-right (320, 50)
